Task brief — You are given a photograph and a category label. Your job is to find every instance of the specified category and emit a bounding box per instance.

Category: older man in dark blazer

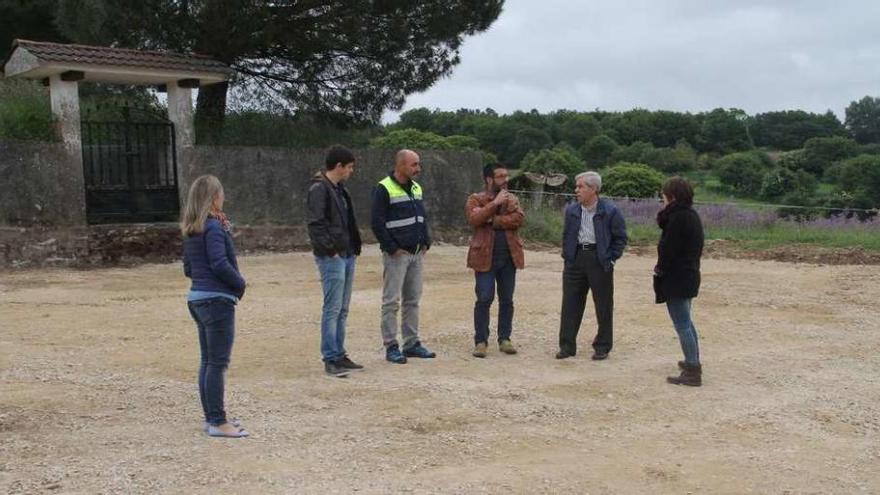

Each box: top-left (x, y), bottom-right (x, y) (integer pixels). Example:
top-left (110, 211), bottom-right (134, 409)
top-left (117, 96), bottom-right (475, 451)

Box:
top-left (557, 171), bottom-right (628, 360)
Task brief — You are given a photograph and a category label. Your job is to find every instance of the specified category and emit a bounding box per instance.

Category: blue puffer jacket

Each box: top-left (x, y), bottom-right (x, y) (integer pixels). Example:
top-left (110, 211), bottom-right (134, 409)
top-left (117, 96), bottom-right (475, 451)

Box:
top-left (562, 198), bottom-right (628, 272)
top-left (183, 217), bottom-right (246, 298)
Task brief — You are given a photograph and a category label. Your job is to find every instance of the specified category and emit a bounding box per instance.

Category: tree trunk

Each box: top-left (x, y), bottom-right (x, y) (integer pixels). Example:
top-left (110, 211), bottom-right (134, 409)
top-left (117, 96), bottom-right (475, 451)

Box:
top-left (531, 182), bottom-right (545, 211)
top-left (195, 81), bottom-right (228, 143)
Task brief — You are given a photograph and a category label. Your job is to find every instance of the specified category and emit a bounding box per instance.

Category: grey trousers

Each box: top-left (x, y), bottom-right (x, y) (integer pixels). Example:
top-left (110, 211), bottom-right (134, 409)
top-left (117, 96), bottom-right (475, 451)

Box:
top-left (381, 252), bottom-right (424, 349)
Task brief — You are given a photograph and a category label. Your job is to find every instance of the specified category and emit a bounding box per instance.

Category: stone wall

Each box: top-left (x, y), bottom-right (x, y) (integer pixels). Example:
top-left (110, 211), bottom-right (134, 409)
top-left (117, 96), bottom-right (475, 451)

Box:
top-left (0, 140), bottom-right (86, 226)
top-left (1, 143), bottom-right (483, 267)
top-left (183, 147), bottom-right (483, 228)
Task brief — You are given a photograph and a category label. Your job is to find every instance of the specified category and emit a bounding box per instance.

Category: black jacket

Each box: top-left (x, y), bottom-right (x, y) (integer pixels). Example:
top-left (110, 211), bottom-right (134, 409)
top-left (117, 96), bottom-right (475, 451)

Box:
top-left (654, 203), bottom-right (704, 303)
top-left (306, 172), bottom-right (362, 257)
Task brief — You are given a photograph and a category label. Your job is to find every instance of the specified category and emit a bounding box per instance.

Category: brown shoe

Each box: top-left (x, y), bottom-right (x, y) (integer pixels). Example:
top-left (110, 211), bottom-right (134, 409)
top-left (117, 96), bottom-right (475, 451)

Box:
top-left (472, 342), bottom-right (488, 358)
top-left (498, 340), bottom-right (517, 355)
top-left (667, 363), bottom-right (702, 387)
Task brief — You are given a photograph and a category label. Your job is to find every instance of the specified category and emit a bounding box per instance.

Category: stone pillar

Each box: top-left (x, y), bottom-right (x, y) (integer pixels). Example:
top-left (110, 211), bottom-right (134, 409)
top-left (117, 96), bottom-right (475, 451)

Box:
top-left (166, 82), bottom-right (195, 201)
top-left (48, 74), bottom-right (87, 225)
top-left (49, 75), bottom-right (81, 149)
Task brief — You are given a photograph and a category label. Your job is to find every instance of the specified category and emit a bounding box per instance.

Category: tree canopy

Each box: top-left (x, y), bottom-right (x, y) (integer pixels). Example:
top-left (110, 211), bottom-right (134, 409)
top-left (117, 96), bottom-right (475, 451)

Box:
top-left (845, 96), bottom-right (880, 145)
top-left (0, 0), bottom-right (69, 60)
top-left (53, 0), bottom-right (504, 124)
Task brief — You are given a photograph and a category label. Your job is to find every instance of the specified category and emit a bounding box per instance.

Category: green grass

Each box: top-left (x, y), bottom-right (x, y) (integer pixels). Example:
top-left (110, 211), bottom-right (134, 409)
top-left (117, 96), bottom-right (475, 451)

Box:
top-left (520, 205), bottom-right (880, 251)
top-left (625, 224), bottom-right (880, 251)
top-left (703, 225), bottom-right (880, 250)
top-left (519, 205), bottom-right (565, 245)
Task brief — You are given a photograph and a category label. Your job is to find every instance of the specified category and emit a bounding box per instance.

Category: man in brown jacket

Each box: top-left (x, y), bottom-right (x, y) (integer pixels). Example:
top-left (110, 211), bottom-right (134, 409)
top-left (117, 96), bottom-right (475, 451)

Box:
top-left (465, 163), bottom-right (526, 358)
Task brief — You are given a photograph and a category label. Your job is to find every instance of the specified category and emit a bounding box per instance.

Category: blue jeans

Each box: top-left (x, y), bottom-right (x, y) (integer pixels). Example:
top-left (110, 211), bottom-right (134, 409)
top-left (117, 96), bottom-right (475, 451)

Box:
top-left (666, 298), bottom-right (701, 366)
top-left (187, 297), bottom-right (236, 426)
top-left (315, 255), bottom-right (356, 362)
top-left (474, 255), bottom-right (517, 344)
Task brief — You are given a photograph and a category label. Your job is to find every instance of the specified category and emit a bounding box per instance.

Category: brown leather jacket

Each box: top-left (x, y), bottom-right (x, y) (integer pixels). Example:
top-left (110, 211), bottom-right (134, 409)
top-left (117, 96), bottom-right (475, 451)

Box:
top-left (465, 191), bottom-right (525, 272)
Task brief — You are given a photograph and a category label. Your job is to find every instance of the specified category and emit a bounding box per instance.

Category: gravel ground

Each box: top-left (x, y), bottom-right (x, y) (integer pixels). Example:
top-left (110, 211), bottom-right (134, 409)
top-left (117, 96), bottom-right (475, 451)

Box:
top-left (1, 244), bottom-right (878, 494)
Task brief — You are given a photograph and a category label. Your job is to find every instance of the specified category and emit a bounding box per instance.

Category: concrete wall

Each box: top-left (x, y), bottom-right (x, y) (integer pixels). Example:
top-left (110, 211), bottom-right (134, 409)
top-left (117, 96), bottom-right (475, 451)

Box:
top-left (1, 143), bottom-right (483, 228)
top-left (184, 147), bottom-right (483, 229)
top-left (0, 140), bottom-right (86, 226)
top-left (1, 143), bottom-right (482, 266)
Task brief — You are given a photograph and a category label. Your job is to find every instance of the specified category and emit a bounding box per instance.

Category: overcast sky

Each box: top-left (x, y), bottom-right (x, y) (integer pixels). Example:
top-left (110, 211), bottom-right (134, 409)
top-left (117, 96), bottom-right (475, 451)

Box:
top-left (385, 0), bottom-right (880, 123)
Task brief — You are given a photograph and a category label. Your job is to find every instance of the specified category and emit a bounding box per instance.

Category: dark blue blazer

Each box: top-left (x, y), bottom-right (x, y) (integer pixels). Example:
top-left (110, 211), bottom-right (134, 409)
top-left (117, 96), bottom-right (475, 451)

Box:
top-left (562, 198), bottom-right (628, 272)
top-left (183, 217), bottom-right (246, 298)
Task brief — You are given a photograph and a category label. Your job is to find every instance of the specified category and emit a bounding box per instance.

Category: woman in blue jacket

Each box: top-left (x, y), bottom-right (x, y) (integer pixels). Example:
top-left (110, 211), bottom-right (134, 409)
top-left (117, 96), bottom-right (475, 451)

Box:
top-left (181, 175), bottom-right (249, 437)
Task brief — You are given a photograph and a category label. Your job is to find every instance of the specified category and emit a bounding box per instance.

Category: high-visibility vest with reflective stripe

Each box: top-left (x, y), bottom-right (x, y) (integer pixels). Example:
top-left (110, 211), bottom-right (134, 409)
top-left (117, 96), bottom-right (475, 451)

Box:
top-left (378, 176), bottom-right (427, 249)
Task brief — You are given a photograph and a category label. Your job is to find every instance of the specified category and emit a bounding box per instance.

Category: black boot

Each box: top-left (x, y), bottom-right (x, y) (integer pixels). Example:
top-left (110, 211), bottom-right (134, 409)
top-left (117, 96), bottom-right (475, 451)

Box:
top-left (667, 363), bottom-right (702, 386)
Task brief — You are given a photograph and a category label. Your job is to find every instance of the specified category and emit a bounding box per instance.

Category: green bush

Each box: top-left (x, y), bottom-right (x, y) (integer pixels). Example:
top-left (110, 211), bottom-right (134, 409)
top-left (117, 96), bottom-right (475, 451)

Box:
top-left (445, 134), bottom-right (481, 150)
top-left (639, 140), bottom-right (697, 173)
top-left (859, 143), bottom-right (880, 156)
top-left (579, 134), bottom-right (618, 167)
top-left (831, 154), bottom-right (880, 209)
top-left (777, 149), bottom-right (806, 171)
top-left (0, 79), bottom-right (56, 141)
top-left (445, 134), bottom-right (497, 164)
top-left (823, 190), bottom-right (877, 220)
top-left (369, 128), bottom-right (452, 149)
top-left (822, 161), bottom-right (848, 185)
top-left (801, 136), bottom-right (859, 176)
top-left (759, 167), bottom-right (817, 200)
top-left (715, 151), bottom-right (771, 196)
top-left (521, 144), bottom-right (585, 180)
top-left (610, 140), bottom-right (654, 163)
top-left (602, 161), bottom-right (665, 198)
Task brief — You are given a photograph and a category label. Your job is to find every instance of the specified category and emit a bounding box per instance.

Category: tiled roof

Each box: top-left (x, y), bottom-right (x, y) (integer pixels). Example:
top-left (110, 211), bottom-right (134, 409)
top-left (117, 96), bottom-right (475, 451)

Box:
top-left (12, 39), bottom-right (231, 74)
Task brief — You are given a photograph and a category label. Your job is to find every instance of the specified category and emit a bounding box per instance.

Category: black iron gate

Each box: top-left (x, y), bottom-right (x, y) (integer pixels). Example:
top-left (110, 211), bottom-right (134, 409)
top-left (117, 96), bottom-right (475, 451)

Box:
top-left (81, 104), bottom-right (180, 224)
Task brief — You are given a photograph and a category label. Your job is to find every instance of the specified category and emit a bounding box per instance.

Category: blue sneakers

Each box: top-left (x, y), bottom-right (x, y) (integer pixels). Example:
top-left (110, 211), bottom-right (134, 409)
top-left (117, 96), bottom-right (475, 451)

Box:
top-left (403, 342), bottom-right (436, 359)
top-left (386, 344), bottom-right (408, 364)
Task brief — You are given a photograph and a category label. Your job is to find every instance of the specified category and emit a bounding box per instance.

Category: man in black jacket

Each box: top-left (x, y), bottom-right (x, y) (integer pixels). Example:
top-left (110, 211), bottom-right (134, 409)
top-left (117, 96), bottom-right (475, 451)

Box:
top-left (307, 145), bottom-right (364, 377)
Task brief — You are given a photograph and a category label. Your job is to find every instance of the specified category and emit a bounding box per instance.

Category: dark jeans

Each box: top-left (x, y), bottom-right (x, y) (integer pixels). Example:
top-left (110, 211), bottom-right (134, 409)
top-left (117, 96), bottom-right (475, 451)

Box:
top-left (474, 254), bottom-right (517, 344)
top-left (188, 297), bottom-right (236, 426)
top-left (559, 248), bottom-right (614, 355)
top-left (666, 297), bottom-right (701, 366)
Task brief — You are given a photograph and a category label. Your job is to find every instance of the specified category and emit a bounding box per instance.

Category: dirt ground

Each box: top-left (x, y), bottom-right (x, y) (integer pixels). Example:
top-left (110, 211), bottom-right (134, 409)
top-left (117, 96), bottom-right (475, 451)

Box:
top-left (1, 245), bottom-right (879, 494)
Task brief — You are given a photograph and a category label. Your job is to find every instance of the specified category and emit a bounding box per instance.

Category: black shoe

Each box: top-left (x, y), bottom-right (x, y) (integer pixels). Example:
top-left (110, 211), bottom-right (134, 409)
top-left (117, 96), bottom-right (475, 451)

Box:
top-left (403, 342), bottom-right (436, 358)
top-left (386, 345), bottom-right (408, 364)
top-left (591, 350), bottom-right (609, 360)
top-left (324, 361), bottom-right (350, 377)
top-left (338, 356), bottom-right (364, 371)
top-left (667, 363), bottom-right (702, 386)
top-left (555, 350), bottom-right (575, 359)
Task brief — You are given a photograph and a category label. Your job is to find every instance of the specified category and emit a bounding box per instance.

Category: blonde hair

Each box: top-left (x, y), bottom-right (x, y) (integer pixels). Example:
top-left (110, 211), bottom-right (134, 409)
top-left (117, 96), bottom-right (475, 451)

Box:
top-left (180, 175), bottom-right (223, 237)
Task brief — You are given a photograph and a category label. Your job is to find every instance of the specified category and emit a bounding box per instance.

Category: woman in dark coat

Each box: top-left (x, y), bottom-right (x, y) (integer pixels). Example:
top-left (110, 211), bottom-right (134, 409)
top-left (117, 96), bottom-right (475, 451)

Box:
top-left (654, 177), bottom-right (704, 386)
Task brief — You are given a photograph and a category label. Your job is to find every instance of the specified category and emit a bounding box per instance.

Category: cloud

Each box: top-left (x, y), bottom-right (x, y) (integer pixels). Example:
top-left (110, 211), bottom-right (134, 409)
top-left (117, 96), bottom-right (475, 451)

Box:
top-left (386, 0), bottom-right (880, 122)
